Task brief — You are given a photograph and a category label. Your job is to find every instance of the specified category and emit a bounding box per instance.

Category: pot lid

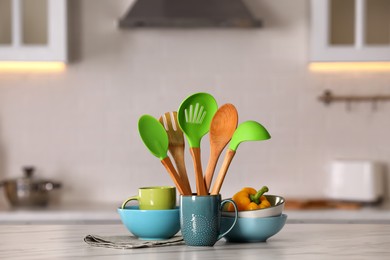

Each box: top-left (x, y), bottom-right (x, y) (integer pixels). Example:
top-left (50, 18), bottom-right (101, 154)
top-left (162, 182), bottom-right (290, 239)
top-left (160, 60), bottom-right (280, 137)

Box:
top-left (1, 166), bottom-right (61, 187)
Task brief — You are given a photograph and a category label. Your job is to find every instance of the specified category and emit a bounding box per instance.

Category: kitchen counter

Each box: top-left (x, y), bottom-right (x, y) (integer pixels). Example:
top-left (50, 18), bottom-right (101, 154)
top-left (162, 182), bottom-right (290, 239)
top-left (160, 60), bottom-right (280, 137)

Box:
top-left (1, 223), bottom-right (389, 259)
top-left (286, 205), bottom-right (390, 224)
top-left (0, 202), bottom-right (119, 224)
top-left (1, 202), bottom-right (390, 224)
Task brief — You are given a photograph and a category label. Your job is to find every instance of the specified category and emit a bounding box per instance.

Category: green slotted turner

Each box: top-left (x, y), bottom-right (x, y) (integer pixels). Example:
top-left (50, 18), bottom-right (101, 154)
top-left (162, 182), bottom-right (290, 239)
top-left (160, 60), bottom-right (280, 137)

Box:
top-left (177, 93), bottom-right (218, 195)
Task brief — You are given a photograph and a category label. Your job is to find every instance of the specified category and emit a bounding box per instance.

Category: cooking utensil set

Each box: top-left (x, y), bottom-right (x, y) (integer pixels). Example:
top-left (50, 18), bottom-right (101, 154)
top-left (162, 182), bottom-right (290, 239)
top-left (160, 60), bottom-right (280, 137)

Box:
top-left (138, 92), bottom-right (271, 196)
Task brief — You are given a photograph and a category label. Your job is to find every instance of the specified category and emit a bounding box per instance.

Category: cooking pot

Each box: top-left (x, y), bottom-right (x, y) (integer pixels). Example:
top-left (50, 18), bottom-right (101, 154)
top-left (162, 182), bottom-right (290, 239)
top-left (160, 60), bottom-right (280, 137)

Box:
top-left (0, 167), bottom-right (61, 207)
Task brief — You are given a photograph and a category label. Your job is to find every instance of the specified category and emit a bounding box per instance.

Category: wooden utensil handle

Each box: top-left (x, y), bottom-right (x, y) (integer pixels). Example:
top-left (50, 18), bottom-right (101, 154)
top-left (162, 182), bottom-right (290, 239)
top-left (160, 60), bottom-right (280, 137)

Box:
top-left (190, 147), bottom-right (207, 195)
top-left (210, 149), bottom-right (236, 195)
top-left (169, 146), bottom-right (192, 194)
top-left (161, 157), bottom-right (191, 195)
top-left (204, 151), bottom-right (219, 191)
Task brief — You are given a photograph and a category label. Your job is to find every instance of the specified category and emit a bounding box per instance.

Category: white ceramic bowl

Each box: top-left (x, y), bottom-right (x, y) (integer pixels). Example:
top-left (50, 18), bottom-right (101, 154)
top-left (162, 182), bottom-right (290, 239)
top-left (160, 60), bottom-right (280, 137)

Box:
top-left (222, 195), bottom-right (285, 218)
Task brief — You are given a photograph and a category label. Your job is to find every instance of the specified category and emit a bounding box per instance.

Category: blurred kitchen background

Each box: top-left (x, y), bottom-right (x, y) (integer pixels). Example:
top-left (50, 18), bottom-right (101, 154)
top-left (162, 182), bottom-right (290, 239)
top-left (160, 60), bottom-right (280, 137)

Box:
top-left (0, 0), bottom-right (390, 222)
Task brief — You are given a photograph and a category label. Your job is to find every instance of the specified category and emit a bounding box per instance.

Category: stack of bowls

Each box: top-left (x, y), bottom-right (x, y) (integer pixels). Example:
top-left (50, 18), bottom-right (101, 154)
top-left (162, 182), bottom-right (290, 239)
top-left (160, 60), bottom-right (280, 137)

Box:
top-left (221, 195), bottom-right (287, 243)
top-left (117, 186), bottom-right (180, 241)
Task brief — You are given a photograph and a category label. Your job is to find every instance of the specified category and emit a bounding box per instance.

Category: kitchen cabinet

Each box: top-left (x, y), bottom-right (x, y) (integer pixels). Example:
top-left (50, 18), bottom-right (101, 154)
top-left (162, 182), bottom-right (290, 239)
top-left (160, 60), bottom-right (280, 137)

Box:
top-left (0, 0), bottom-right (67, 62)
top-left (310, 0), bottom-right (390, 61)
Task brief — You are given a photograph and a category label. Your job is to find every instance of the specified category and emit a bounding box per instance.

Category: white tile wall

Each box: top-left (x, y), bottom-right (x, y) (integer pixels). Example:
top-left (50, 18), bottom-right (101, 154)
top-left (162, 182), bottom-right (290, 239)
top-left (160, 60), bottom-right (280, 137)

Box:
top-left (0, 0), bottom-right (389, 206)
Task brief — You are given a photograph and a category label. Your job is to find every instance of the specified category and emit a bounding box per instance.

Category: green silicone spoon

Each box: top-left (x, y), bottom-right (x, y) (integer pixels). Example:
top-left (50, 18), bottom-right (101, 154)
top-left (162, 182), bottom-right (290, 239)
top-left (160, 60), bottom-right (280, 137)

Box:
top-left (210, 120), bottom-right (271, 195)
top-left (177, 92), bottom-right (218, 195)
top-left (138, 115), bottom-right (191, 195)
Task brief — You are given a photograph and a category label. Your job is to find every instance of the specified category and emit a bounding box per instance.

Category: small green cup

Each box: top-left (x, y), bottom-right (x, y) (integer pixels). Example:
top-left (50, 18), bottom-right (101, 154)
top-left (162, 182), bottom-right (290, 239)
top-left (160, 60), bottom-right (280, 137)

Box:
top-left (121, 186), bottom-right (176, 210)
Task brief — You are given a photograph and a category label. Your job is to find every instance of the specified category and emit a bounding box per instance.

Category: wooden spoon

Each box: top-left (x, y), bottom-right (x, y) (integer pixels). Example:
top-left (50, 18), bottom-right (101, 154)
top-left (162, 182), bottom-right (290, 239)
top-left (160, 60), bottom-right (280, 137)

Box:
top-left (159, 111), bottom-right (192, 194)
top-left (204, 104), bottom-right (238, 191)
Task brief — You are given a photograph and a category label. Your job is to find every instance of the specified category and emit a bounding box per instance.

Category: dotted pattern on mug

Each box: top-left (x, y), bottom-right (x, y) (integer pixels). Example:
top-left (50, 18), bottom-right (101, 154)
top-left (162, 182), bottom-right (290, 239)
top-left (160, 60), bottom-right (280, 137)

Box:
top-left (182, 214), bottom-right (218, 246)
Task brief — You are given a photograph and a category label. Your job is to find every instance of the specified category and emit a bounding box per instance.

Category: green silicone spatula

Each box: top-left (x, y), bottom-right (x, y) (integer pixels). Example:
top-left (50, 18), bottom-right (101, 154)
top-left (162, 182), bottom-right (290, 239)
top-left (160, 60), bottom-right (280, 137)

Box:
top-left (210, 120), bottom-right (271, 195)
top-left (138, 114), bottom-right (191, 195)
top-left (177, 93), bottom-right (218, 195)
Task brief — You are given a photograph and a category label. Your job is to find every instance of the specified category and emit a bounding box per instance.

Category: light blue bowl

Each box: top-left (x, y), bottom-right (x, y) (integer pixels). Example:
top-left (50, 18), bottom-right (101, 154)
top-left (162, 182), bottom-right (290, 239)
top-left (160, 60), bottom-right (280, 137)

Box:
top-left (221, 214), bottom-right (287, 243)
top-left (118, 206), bottom-right (180, 240)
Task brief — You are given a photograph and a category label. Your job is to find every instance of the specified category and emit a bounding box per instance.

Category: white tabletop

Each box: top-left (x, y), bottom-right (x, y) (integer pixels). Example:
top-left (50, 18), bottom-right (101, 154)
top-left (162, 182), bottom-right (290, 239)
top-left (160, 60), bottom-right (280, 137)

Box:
top-left (1, 223), bottom-right (389, 259)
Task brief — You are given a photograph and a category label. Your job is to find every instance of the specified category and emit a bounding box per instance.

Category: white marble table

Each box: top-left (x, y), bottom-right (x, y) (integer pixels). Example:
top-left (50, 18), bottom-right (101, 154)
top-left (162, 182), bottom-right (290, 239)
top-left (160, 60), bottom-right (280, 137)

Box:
top-left (1, 223), bottom-right (389, 259)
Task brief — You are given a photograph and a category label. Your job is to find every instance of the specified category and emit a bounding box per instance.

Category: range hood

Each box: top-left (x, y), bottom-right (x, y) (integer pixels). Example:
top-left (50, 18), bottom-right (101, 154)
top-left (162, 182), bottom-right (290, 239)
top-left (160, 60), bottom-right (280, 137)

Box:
top-left (119, 0), bottom-right (262, 28)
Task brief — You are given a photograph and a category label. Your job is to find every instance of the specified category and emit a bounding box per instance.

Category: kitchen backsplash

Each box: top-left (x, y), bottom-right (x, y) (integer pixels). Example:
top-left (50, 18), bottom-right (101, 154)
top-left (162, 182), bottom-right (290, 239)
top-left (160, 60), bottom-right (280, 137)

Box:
top-left (0, 0), bottom-right (389, 206)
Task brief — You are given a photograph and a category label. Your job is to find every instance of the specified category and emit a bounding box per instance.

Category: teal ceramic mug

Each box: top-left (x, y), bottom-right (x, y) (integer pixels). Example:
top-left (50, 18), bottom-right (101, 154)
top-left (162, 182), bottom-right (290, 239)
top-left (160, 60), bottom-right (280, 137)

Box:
top-left (180, 194), bottom-right (238, 246)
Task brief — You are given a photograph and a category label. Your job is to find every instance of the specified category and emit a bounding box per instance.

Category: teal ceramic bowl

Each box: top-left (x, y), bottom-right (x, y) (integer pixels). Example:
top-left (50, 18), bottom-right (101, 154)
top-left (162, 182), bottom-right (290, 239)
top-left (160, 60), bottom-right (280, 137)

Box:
top-left (221, 214), bottom-right (287, 243)
top-left (118, 206), bottom-right (180, 240)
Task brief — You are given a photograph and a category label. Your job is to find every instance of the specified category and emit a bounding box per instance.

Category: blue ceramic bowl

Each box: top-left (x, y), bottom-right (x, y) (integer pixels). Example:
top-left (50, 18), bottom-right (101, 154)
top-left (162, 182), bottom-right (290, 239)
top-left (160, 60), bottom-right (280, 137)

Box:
top-left (118, 206), bottom-right (180, 240)
top-left (221, 214), bottom-right (287, 243)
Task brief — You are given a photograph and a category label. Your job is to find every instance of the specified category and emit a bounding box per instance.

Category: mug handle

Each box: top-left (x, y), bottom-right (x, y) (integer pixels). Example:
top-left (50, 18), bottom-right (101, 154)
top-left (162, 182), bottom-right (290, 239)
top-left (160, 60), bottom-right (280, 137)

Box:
top-left (217, 199), bottom-right (238, 241)
top-left (121, 196), bottom-right (140, 209)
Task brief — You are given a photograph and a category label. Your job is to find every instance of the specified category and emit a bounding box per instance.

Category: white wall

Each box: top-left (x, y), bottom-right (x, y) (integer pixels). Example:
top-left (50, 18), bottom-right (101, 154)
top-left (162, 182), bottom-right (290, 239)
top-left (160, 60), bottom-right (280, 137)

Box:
top-left (0, 0), bottom-right (389, 206)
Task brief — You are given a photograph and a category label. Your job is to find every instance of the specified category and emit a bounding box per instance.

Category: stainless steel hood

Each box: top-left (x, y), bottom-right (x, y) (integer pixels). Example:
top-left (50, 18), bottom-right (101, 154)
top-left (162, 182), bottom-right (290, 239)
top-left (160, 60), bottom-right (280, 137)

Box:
top-left (119, 0), bottom-right (262, 28)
